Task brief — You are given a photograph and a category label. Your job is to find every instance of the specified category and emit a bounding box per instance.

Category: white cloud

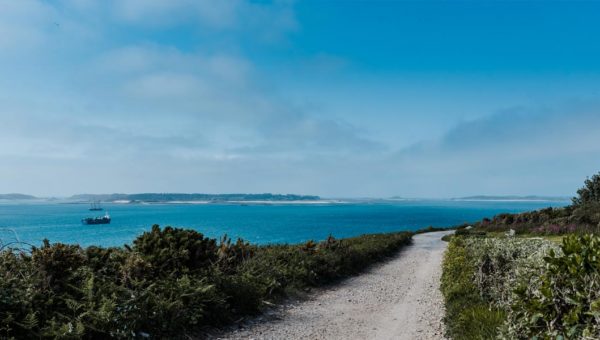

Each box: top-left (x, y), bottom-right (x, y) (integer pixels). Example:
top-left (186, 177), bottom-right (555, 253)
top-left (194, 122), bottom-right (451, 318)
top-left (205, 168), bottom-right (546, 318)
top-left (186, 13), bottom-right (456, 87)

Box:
top-left (0, 0), bottom-right (57, 50)
top-left (385, 102), bottom-right (600, 196)
top-left (112, 0), bottom-right (239, 29)
top-left (4, 1), bottom-right (597, 198)
top-left (109, 0), bottom-right (298, 40)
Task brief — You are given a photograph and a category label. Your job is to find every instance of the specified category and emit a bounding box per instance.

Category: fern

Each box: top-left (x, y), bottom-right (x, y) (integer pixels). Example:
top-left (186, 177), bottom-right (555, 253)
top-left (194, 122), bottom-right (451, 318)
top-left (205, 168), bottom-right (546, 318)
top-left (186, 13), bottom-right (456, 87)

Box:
top-left (20, 313), bottom-right (37, 330)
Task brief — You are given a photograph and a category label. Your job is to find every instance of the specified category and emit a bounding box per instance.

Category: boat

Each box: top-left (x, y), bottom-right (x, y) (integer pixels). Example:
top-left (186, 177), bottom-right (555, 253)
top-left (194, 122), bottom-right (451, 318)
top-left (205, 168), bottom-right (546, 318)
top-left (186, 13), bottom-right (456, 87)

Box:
top-left (89, 201), bottom-right (103, 211)
top-left (82, 212), bottom-right (111, 225)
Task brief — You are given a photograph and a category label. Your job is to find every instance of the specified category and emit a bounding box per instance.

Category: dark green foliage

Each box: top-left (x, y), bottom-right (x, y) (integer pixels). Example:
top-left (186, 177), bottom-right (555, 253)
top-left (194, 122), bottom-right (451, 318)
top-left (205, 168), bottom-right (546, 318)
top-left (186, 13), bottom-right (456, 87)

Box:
top-left (454, 228), bottom-right (486, 237)
top-left (0, 226), bottom-right (412, 338)
top-left (441, 234), bottom-right (453, 242)
top-left (414, 226), bottom-right (453, 234)
top-left (441, 237), bottom-right (505, 339)
top-left (573, 172), bottom-right (600, 207)
top-left (467, 172), bottom-right (600, 235)
top-left (509, 234), bottom-right (600, 338)
top-left (133, 225), bottom-right (219, 275)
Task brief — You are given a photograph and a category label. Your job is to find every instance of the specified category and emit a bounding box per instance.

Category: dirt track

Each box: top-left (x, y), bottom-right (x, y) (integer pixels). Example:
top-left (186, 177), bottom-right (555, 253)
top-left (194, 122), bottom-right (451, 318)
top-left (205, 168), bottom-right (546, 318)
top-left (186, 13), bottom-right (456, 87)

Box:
top-left (218, 231), bottom-right (452, 340)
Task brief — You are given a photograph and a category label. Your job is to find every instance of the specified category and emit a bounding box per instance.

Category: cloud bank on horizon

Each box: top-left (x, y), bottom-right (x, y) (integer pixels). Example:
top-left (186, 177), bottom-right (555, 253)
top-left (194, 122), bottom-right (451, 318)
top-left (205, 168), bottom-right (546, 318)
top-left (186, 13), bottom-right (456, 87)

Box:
top-left (1, 0), bottom-right (599, 197)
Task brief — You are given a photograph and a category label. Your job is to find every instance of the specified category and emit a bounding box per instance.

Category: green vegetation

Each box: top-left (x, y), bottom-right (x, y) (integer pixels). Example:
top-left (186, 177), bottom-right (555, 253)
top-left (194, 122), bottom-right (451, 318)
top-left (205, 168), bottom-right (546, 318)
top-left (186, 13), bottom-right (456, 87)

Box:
top-left (441, 172), bottom-right (600, 338)
top-left (414, 225), bottom-right (453, 234)
top-left (573, 172), bottom-right (600, 207)
top-left (509, 234), bottom-right (600, 338)
top-left (441, 237), bottom-right (506, 339)
top-left (0, 226), bottom-right (411, 339)
top-left (443, 233), bottom-right (600, 339)
top-left (471, 171), bottom-right (600, 235)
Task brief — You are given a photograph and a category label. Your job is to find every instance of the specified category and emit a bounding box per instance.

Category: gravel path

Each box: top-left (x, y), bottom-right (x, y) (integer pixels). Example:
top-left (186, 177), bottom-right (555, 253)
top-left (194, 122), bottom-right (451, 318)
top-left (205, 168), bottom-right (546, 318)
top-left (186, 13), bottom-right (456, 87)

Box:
top-left (217, 231), bottom-right (452, 340)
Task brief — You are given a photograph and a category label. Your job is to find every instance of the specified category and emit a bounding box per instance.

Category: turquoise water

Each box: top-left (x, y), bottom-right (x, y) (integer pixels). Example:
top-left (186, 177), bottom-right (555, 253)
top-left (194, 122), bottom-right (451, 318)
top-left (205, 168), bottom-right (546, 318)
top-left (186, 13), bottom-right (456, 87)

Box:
top-left (0, 200), bottom-right (568, 247)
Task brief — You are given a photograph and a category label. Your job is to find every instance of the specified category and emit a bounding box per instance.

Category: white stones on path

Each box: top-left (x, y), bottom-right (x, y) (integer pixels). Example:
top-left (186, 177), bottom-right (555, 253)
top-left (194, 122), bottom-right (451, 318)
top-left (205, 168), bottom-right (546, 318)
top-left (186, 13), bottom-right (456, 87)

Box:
top-left (217, 231), bottom-right (452, 340)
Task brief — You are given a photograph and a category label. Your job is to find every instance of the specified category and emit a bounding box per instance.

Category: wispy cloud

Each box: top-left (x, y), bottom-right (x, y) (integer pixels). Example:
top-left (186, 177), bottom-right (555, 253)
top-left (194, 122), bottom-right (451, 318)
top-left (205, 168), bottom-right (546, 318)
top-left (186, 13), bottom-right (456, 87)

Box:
top-left (1, 1), bottom-right (599, 197)
top-left (0, 0), bottom-right (382, 196)
top-left (387, 101), bottom-right (600, 197)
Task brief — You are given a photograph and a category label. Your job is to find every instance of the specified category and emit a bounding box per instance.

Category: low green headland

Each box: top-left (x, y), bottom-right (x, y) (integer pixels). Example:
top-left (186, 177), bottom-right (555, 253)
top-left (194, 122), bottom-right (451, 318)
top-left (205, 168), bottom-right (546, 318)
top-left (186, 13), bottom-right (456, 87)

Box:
top-left (0, 226), bottom-right (412, 338)
top-left (442, 172), bottom-right (600, 339)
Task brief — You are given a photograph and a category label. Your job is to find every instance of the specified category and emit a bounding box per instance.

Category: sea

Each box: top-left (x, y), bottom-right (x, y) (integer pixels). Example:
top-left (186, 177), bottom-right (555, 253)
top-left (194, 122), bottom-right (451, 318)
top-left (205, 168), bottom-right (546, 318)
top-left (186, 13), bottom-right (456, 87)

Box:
top-left (0, 200), bottom-right (569, 248)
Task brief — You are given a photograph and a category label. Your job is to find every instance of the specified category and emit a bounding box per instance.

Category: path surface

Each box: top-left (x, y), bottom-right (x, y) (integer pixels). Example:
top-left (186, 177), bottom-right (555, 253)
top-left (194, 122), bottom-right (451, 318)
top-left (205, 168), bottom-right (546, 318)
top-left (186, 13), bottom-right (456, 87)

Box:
top-left (217, 231), bottom-right (452, 340)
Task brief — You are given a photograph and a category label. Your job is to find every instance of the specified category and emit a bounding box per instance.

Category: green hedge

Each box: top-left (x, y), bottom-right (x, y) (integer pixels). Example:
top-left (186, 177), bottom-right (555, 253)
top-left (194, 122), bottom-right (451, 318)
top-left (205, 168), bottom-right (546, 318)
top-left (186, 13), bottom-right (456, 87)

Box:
top-left (0, 226), bottom-right (412, 339)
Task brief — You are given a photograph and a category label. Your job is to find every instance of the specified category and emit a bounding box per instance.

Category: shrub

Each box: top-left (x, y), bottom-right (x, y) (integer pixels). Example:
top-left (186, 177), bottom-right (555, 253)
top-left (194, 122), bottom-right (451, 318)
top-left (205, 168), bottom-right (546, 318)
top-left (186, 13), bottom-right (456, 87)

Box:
top-left (442, 235), bottom-right (559, 339)
top-left (133, 225), bottom-right (219, 276)
top-left (0, 226), bottom-right (413, 338)
top-left (443, 233), bottom-right (600, 339)
top-left (467, 237), bottom-right (557, 309)
top-left (441, 237), bottom-right (505, 339)
top-left (573, 172), bottom-right (600, 206)
top-left (441, 234), bottom-right (453, 242)
top-left (507, 234), bottom-right (600, 339)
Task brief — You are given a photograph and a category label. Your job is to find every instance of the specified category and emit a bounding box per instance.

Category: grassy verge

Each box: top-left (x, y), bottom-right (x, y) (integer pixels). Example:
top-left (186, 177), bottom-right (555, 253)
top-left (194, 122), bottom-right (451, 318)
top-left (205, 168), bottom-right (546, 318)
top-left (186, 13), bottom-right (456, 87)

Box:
top-left (0, 226), bottom-right (412, 339)
top-left (440, 237), bottom-right (505, 339)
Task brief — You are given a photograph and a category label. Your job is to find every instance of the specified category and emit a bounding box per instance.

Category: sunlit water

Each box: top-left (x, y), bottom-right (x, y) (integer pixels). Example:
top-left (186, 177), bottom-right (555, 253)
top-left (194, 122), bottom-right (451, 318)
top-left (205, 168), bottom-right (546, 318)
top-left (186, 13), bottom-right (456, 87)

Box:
top-left (0, 200), bottom-right (568, 247)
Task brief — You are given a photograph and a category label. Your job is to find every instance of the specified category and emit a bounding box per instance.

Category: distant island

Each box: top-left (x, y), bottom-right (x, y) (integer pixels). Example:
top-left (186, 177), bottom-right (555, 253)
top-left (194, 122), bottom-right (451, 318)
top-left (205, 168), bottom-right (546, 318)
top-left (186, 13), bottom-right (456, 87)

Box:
top-left (0, 193), bottom-right (38, 200)
top-left (387, 195), bottom-right (571, 202)
top-left (452, 195), bottom-right (571, 202)
top-left (69, 193), bottom-right (321, 203)
top-left (1, 193), bottom-right (571, 203)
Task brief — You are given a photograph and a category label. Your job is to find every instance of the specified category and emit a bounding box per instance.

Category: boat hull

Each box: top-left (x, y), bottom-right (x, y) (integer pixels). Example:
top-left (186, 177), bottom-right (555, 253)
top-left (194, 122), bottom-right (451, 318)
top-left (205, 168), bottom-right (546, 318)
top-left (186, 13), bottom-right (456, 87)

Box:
top-left (82, 217), bottom-right (111, 225)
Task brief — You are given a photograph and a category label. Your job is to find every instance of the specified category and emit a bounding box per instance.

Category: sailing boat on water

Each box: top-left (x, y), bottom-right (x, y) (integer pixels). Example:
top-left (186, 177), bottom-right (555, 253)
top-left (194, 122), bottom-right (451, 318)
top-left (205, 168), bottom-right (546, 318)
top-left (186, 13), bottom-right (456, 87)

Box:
top-left (89, 201), bottom-right (103, 211)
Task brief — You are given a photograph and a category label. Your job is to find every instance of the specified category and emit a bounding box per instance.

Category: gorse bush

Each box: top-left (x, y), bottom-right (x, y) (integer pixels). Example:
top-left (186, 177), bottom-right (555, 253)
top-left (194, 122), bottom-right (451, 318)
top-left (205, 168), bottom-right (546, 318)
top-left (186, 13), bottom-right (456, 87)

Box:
top-left (0, 225), bottom-right (412, 339)
top-left (133, 225), bottom-right (220, 275)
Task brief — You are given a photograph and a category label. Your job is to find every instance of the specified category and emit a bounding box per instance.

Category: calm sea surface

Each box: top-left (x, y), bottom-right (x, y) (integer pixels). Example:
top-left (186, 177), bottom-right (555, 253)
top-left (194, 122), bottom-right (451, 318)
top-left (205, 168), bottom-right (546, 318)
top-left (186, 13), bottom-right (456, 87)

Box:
top-left (0, 200), bottom-right (568, 247)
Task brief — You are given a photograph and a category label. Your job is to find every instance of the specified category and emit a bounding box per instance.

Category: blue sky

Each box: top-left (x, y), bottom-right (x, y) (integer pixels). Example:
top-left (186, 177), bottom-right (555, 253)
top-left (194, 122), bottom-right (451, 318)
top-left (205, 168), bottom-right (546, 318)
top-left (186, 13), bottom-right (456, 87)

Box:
top-left (1, 0), bottom-right (600, 197)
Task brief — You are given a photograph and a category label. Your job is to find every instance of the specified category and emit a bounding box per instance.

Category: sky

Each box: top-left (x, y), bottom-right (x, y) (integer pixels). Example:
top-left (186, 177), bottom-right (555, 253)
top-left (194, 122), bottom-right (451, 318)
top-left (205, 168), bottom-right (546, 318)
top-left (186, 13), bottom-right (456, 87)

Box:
top-left (1, 0), bottom-right (600, 198)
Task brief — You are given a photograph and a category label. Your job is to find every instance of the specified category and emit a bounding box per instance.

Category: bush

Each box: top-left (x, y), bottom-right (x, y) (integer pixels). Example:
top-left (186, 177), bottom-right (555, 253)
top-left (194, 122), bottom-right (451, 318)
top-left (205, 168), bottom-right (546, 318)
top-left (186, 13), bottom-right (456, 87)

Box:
top-left (507, 234), bottom-right (600, 339)
top-left (442, 235), bottom-right (559, 339)
top-left (444, 233), bottom-right (600, 339)
top-left (573, 172), bottom-right (600, 206)
top-left (471, 172), bottom-right (600, 235)
top-left (0, 226), bottom-right (412, 338)
top-left (441, 237), bottom-right (506, 339)
top-left (468, 237), bottom-right (556, 309)
top-left (441, 234), bottom-right (453, 242)
top-left (133, 225), bottom-right (219, 276)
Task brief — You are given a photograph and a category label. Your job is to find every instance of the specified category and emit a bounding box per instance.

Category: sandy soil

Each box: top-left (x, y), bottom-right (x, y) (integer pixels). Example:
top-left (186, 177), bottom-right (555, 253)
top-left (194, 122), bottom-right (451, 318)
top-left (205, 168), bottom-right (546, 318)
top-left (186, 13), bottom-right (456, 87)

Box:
top-left (216, 231), bottom-right (452, 340)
